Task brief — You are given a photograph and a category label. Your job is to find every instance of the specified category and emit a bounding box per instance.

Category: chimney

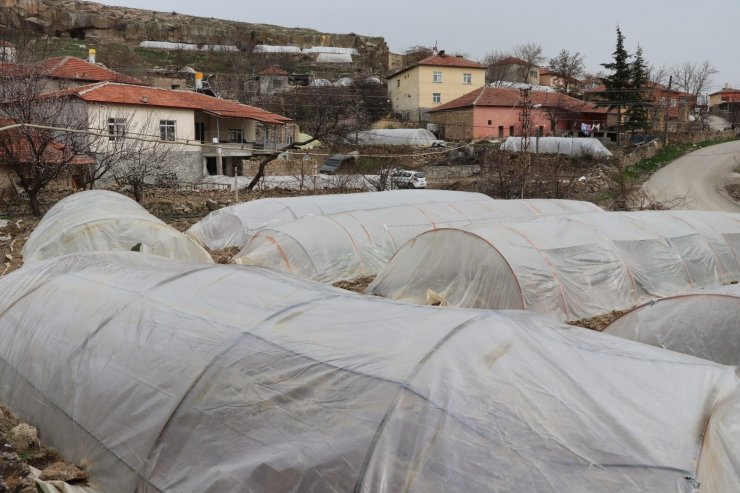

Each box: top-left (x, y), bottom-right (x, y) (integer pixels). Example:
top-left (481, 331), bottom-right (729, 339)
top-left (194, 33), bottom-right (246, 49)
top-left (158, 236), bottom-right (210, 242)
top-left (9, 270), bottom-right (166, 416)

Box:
top-left (195, 72), bottom-right (203, 90)
top-left (88, 48), bottom-right (96, 64)
top-left (439, 49), bottom-right (445, 56)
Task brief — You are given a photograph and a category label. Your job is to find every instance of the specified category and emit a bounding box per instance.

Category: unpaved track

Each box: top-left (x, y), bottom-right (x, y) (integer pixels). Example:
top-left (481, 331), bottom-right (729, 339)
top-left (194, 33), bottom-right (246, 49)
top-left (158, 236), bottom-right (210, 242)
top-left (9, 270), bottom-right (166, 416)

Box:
top-left (644, 140), bottom-right (740, 212)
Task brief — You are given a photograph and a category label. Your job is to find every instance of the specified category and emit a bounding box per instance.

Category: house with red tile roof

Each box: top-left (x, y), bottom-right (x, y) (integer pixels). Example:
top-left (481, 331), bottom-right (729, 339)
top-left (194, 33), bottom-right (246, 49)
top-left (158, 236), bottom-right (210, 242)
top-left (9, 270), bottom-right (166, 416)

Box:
top-left (0, 55), bottom-right (143, 93)
top-left (583, 83), bottom-right (697, 128)
top-left (709, 85), bottom-right (740, 108)
top-left (488, 56), bottom-right (540, 85)
top-left (42, 82), bottom-right (296, 179)
top-left (387, 51), bottom-right (486, 122)
top-left (0, 117), bottom-right (95, 199)
top-left (429, 86), bottom-right (607, 140)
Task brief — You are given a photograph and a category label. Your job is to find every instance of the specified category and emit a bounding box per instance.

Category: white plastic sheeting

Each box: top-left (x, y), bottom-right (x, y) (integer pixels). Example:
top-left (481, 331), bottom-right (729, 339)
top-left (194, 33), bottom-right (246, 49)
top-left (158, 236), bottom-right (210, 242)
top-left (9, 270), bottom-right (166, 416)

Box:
top-left (186, 190), bottom-right (500, 250)
top-left (501, 137), bottom-right (613, 157)
top-left (22, 191), bottom-right (213, 265)
top-left (303, 46), bottom-right (360, 55)
top-left (316, 53), bottom-right (353, 63)
top-left (347, 128), bottom-right (442, 147)
top-left (605, 284), bottom-right (740, 366)
top-left (368, 211), bottom-right (740, 321)
top-left (139, 41), bottom-right (239, 52)
top-left (233, 199), bottom-right (604, 283)
top-left (1, 252), bottom-right (738, 492)
top-left (253, 45), bottom-right (303, 54)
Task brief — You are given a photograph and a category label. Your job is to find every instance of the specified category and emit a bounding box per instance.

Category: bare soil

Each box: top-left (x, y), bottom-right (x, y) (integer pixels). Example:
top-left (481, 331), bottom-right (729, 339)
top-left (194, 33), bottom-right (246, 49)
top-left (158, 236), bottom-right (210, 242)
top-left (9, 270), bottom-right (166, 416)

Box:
top-left (568, 310), bottom-right (628, 332)
top-left (0, 219), bottom-right (36, 277)
top-left (333, 276), bottom-right (376, 293)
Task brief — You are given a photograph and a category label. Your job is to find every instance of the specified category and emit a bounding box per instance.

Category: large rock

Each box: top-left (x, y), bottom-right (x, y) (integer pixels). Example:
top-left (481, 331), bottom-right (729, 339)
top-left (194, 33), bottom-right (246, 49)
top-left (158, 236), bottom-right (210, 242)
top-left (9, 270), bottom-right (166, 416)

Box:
top-left (38, 461), bottom-right (89, 482)
top-left (6, 424), bottom-right (37, 453)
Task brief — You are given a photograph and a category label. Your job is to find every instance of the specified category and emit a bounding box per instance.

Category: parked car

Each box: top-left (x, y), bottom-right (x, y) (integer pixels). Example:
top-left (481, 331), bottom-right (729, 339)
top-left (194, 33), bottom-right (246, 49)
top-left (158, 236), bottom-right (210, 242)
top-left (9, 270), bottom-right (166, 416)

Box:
top-left (320, 155), bottom-right (356, 175)
top-left (391, 170), bottom-right (426, 189)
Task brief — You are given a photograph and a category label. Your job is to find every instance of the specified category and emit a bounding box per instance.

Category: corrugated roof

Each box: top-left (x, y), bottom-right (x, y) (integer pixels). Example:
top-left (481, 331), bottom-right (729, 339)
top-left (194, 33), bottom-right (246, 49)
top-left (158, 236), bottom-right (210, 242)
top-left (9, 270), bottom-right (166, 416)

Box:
top-left (41, 82), bottom-right (292, 125)
top-left (430, 86), bottom-right (607, 114)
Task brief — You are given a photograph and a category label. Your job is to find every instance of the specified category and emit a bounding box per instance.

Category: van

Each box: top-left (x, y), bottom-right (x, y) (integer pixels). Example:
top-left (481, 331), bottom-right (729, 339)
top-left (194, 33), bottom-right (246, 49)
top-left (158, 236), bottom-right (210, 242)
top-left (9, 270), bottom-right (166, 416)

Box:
top-left (320, 155), bottom-right (355, 175)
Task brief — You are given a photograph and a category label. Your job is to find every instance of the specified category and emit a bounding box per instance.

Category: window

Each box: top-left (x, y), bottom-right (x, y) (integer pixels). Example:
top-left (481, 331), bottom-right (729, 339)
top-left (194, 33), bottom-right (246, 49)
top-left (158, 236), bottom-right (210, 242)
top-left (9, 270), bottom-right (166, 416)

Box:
top-left (287, 134), bottom-right (294, 145)
top-left (228, 128), bottom-right (243, 143)
top-left (487, 120), bottom-right (492, 125)
top-left (397, 79), bottom-right (400, 88)
top-left (108, 118), bottom-right (125, 141)
top-left (659, 96), bottom-right (666, 104)
top-left (670, 98), bottom-right (677, 108)
top-left (463, 73), bottom-right (472, 84)
top-left (433, 92), bottom-right (441, 103)
top-left (509, 125), bottom-right (515, 136)
top-left (498, 126), bottom-right (504, 138)
top-left (160, 120), bottom-right (176, 141)
top-left (433, 71), bottom-right (442, 83)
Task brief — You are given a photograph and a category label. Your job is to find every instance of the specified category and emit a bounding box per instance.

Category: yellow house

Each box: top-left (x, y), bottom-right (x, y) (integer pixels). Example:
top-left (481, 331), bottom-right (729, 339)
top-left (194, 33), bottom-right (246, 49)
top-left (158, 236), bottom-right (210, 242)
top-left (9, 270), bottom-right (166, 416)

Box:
top-left (387, 51), bottom-right (486, 123)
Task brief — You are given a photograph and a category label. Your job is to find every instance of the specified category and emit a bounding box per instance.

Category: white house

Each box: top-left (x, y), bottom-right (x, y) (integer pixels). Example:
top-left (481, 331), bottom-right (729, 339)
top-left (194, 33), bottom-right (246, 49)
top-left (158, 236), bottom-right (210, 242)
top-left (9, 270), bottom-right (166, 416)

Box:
top-left (45, 82), bottom-right (296, 179)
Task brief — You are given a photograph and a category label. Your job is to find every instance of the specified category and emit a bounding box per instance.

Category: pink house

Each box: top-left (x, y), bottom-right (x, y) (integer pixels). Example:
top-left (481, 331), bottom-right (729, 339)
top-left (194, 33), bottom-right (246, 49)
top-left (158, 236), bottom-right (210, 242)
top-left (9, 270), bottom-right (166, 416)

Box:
top-left (429, 86), bottom-right (607, 141)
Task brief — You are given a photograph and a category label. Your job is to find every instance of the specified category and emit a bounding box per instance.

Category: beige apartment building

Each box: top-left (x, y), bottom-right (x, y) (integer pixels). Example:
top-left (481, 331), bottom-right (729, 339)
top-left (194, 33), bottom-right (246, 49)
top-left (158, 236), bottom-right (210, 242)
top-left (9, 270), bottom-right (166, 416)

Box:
top-left (387, 51), bottom-right (486, 123)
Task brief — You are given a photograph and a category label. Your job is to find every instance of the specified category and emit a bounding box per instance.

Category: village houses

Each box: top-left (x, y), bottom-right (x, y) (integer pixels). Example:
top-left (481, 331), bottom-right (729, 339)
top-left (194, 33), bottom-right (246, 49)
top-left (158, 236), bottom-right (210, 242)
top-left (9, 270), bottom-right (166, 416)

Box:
top-left (387, 51), bottom-right (486, 123)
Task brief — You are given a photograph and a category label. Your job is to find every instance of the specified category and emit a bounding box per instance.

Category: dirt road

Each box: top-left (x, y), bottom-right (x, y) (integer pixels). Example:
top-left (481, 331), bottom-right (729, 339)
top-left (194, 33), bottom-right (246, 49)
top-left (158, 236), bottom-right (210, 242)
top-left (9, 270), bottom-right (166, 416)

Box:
top-left (643, 140), bottom-right (740, 212)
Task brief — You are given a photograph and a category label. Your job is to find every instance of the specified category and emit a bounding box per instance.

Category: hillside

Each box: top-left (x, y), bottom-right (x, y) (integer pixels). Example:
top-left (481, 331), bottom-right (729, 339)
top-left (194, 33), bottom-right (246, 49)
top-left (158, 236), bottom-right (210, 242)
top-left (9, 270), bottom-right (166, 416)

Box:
top-left (0, 0), bottom-right (389, 75)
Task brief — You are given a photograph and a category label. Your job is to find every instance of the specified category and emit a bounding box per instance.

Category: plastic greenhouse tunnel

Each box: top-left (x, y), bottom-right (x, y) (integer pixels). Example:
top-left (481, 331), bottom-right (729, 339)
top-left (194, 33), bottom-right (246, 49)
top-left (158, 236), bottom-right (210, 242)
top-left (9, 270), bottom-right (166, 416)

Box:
top-left (185, 190), bottom-right (602, 250)
top-left (22, 190), bottom-right (213, 265)
top-left (367, 210), bottom-right (740, 321)
top-left (0, 251), bottom-right (738, 492)
top-left (232, 198), bottom-right (604, 283)
top-left (604, 284), bottom-right (740, 366)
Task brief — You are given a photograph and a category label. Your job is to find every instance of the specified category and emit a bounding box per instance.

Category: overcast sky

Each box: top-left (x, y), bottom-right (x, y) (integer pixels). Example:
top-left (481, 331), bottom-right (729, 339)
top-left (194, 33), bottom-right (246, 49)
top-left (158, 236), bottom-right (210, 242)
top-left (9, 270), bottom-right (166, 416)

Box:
top-left (91, 0), bottom-right (739, 93)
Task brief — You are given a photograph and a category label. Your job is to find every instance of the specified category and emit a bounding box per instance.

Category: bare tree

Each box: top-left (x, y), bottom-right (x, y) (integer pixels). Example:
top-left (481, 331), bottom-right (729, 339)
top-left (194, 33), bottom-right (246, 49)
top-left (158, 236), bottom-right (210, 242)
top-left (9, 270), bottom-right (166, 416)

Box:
top-left (647, 63), bottom-right (670, 86)
top-left (84, 111), bottom-right (187, 200)
top-left (0, 45), bottom-right (92, 215)
top-left (403, 45), bottom-right (434, 64)
top-left (248, 83), bottom-right (388, 190)
top-left (482, 50), bottom-right (511, 85)
top-left (671, 60), bottom-right (718, 96)
top-left (110, 134), bottom-right (186, 203)
top-left (547, 49), bottom-right (585, 93)
top-left (512, 42), bottom-right (545, 83)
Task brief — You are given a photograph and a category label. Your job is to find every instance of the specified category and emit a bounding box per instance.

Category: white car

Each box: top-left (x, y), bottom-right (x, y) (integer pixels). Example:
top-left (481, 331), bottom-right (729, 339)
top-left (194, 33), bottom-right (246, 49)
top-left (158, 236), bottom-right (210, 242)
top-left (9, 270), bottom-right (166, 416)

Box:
top-left (391, 170), bottom-right (426, 189)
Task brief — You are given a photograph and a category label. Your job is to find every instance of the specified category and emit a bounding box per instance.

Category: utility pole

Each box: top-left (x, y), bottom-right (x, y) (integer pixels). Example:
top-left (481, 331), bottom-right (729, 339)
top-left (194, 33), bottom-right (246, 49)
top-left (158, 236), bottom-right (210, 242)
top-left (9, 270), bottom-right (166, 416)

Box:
top-left (519, 87), bottom-right (532, 198)
top-left (663, 75), bottom-right (673, 147)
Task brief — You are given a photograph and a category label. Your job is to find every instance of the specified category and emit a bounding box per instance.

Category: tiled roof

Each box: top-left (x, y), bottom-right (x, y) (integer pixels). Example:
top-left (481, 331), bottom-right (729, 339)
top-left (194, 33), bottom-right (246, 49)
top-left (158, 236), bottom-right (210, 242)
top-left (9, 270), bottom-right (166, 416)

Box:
top-left (42, 82), bottom-right (292, 125)
top-left (38, 57), bottom-right (143, 84)
top-left (709, 87), bottom-right (740, 96)
top-left (430, 86), bottom-right (607, 114)
top-left (388, 53), bottom-right (485, 78)
top-left (260, 66), bottom-right (289, 76)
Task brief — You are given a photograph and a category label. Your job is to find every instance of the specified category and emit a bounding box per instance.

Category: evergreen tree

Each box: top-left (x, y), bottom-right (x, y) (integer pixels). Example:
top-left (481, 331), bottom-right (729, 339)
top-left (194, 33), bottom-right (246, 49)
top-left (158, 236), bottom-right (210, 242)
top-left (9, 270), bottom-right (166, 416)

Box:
top-left (599, 27), bottom-right (631, 144)
top-left (625, 46), bottom-right (650, 134)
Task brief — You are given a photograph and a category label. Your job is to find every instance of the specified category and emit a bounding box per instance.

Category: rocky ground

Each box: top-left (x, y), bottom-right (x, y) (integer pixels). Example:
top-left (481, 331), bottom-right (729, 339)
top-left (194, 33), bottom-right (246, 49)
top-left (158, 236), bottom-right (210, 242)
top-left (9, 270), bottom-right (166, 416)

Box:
top-left (0, 405), bottom-right (88, 492)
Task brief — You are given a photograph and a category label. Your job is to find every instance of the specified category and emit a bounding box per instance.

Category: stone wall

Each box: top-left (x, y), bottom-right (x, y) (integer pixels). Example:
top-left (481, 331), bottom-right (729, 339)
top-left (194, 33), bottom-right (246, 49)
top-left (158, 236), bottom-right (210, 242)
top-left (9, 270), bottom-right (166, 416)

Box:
top-left (422, 164), bottom-right (481, 179)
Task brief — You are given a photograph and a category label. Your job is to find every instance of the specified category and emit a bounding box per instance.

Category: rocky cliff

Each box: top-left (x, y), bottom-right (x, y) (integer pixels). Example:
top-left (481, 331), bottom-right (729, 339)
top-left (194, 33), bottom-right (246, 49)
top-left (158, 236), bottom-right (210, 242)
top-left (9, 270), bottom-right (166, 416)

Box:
top-left (0, 0), bottom-right (388, 55)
